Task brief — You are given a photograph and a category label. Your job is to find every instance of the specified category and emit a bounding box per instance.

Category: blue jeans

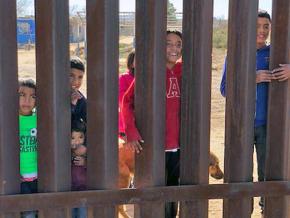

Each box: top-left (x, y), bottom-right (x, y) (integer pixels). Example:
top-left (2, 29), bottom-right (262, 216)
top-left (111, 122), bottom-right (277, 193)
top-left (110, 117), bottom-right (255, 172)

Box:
top-left (72, 207), bottom-right (87, 218)
top-left (254, 125), bottom-right (267, 210)
top-left (254, 125), bottom-right (267, 182)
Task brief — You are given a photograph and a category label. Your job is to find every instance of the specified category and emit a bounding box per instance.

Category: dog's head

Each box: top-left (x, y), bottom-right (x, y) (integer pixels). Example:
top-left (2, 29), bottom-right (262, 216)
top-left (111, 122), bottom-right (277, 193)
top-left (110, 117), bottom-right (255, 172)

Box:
top-left (209, 153), bottom-right (224, 180)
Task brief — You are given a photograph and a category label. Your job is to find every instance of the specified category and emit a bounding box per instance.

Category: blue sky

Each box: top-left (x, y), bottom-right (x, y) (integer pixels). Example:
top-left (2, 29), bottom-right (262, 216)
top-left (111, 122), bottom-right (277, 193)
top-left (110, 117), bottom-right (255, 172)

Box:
top-left (70, 0), bottom-right (272, 19)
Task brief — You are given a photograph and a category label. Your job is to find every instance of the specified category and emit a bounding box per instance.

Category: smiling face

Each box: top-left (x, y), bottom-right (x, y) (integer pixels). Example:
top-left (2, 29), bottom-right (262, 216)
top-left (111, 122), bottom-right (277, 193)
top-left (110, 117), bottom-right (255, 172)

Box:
top-left (19, 86), bottom-right (36, 116)
top-left (166, 33), bottom-right (182, 69)
top-left (256, 17), bottom-right (271, 49)
top-left (70, 68), bottom-right (84, 91)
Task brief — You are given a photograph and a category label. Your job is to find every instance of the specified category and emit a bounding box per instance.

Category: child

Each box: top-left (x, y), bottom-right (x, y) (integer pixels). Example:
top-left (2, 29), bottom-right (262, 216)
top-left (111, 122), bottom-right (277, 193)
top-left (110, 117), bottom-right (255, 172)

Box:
top-left (71, 120), bottom-right (87, 218)
top-left (119, 50), bottom-right (135, 138)
top-left (220, 11), bottom-right (290, 214)
top-left (70, 57), bottom-right (87, 123)
top-left (121, 30), bottom-right (182, 218)
top-left (19, 79), bottom-right (37, 218)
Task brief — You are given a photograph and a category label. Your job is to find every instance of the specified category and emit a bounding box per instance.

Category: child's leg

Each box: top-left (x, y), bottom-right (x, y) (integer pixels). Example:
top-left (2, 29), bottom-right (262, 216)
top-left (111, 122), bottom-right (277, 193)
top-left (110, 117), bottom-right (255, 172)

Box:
top-left (72, 207), bottom-right (87, 218)
top-left (254, 125), bottom-right (267, 212)
top-left (165, 150), bottom-right (180, 218)
top-left (21, 211), bottom-right (37, 218)
top-left (20, 180), bottom-right (38, 218)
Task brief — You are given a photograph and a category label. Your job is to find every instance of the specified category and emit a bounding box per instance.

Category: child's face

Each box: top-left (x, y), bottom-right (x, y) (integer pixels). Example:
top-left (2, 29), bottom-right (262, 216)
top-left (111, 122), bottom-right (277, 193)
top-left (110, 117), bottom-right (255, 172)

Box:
top-left (71, 131), bottom-right (85, 146)
top-left (256, 17), bottom-right (271, 47)
top-left (19, 86), bottom-right (36, 116)
top-left (70, 68), bottom-right (84, 91)
top-left (166, 33), bottom-right (182, 65)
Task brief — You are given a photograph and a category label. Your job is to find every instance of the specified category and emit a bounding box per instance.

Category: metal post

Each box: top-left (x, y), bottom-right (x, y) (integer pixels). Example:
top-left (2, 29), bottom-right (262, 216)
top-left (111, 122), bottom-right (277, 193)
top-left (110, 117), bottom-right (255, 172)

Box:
top-left (223, 0), bottom-right (258, 217)
top-left (35, 0), bottom-right (71, 217)
top-left (86, 0), bottom-right (119, 217)
top-left (134, 0), bottom-right (167, 217)
top-left (179, 0), bottom-right (213, 217)
top-left (265, 0), bottom-right (290, 217)
top-left (0, 0), bottom-right (19, 217)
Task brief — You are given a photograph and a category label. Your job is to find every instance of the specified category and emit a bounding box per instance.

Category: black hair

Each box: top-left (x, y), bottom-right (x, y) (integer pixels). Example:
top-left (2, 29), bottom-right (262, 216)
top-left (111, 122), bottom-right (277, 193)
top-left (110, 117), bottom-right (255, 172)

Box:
top-left (71, 120), bottom-right (86, 134)
top-left (127, 50), bottom-right (135, 73)
top-left (258, 10), bottom-right (271, 22)
top-left (167, 30), bottom-right (182, 39)
top-left (19, 79), bottom-right (36, 92)
top-left (70, 57), bottom-right (85, 72)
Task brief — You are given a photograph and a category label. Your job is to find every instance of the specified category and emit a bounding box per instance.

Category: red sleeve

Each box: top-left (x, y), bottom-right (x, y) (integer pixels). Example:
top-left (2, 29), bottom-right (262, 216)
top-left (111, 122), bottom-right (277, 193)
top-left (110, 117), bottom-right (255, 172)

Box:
top-left (121, 79), bottom-right (142, 141)
top-left (118, 75), bottom-right (129, 106)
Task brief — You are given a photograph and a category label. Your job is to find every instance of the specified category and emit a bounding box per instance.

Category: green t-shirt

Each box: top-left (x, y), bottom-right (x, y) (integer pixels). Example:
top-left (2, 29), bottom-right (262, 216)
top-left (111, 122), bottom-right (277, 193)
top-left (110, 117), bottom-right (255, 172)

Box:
top-left (19, 113), bottom-right (37, 179)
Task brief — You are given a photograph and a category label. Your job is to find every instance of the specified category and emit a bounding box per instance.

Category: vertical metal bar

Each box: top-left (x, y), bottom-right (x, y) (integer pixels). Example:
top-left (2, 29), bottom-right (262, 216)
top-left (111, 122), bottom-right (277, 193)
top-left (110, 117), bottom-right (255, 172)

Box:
top-left (134, 0), bottom-right (167, 217)
top-left (86, 0), bottom-right (119, 217)
top-left (179, 0), bottom-right (213, 217)
top-left (0, 0), bottom-right (19, 217)
top-left (265, 0), bottom-right (290, 217)
top-left (35, 0), bottom-right (71, 217)
top-left (223, 0), bottom-right (258, 218)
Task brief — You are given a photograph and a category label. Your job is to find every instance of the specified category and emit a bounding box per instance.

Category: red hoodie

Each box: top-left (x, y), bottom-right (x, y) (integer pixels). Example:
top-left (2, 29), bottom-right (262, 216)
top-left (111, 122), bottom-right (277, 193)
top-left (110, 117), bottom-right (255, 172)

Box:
top-left (122, 62), bottom-right (182, 150)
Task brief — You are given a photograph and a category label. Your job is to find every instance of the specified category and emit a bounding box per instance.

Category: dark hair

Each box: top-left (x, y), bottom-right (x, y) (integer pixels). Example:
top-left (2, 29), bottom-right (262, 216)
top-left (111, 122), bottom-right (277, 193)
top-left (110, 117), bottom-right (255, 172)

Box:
top-left (70, 57), bottom-right (85, 72)
top-left (258, 10), bottom-right (271, 22)
top-left (167, 30), bottom-right (182, 39)
top-left (19, 79), bottom-right (36, 92)
top-left (71, 120), bottom-right (86, 134)
top-left (127, 50), bottom-right (135, 73)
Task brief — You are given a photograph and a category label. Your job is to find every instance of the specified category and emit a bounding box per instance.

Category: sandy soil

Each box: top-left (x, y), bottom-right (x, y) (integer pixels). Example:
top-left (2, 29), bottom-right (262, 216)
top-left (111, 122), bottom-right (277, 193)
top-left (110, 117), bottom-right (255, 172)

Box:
top-left (17, 44), bottom-right (263, 218)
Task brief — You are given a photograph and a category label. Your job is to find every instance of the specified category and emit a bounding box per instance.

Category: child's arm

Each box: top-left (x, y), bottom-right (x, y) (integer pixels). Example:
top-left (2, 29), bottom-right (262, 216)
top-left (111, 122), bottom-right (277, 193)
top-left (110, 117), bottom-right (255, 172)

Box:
top-left (118, 75), bottom-right (130, 134)
top-left (272, 64), bottom-right (290, 81)
top-left (71, 89), bottom-right (82, 105)
top-left (71, 93), bottom-right (87, 123)
top-left (119, 75), bottom-right (129, 105)
top-left (121, 80), bottom-right (143, 153)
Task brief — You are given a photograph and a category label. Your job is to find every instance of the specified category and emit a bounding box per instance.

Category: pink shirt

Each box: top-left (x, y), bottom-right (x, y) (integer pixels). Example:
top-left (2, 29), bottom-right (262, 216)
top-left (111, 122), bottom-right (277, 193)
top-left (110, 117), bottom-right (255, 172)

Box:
top-left (119, 70), bottom-right (134, 133)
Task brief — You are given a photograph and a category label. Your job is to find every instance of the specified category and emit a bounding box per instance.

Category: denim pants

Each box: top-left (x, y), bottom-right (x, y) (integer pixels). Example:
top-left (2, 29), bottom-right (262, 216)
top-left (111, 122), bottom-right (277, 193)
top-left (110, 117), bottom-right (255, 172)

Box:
top-left (254, 125), bottom-right (267, 183)
top-left (72, 207), bottom-right (87, 218)
top-left (254, 125), bottom-right (267, 209)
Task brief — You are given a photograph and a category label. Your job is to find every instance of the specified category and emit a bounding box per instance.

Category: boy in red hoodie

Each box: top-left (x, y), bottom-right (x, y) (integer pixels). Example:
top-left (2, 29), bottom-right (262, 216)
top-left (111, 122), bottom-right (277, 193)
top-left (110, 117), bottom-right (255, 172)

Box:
top-left (122, 30), bottom-right (182, 218)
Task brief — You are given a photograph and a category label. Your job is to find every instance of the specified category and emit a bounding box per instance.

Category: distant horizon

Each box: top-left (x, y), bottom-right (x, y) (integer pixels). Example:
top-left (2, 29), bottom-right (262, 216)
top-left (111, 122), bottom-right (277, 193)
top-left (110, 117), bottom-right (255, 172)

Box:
top-left (23, 0), bottom-right (272, 20)
top-left (70, 0), bottom-right (272, 19)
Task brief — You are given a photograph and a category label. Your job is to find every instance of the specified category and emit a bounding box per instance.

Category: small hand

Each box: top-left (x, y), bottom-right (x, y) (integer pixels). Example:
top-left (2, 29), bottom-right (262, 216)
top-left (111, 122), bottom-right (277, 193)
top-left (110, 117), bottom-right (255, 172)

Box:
top-left (73, 156), bottom-right (86, 166)
top-left (272, 64), bottom-right (290, 82)
top-left (124, 140), bottom-right (143, 154)
top-left (256, 70), bottom-right (273, 83)
top-left (71, 88), bottom-right (82, 105)
top-left (118, 135), bottom-right (127, 148)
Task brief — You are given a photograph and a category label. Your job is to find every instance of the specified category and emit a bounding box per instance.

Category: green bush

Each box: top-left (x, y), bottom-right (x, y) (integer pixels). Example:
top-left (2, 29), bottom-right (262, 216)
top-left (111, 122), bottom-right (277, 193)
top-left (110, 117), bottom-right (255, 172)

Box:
top-left (213, 27), bottom-right (228, 49)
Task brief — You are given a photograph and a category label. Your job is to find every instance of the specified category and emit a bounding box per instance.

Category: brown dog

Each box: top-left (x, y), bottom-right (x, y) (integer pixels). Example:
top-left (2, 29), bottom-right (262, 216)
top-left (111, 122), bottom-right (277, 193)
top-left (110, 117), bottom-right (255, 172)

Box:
top-left (118, 145), bottom-right (224, 218)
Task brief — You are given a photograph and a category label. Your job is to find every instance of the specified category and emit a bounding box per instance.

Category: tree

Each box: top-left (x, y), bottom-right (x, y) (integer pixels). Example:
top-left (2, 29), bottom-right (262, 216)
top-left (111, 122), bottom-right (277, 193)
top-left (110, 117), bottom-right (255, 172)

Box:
top-left (167, 0), bottom-right (177, 21)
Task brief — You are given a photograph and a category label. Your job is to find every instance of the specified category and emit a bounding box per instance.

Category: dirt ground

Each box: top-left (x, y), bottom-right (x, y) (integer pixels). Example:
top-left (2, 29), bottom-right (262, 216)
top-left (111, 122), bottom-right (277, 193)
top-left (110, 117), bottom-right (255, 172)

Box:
top-left (18, 42), bottom-right (263, 218)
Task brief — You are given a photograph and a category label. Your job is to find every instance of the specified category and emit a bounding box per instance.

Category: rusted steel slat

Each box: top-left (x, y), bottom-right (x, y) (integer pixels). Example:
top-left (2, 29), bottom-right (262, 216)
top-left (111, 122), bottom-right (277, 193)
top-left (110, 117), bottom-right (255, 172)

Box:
top-left (134, 0), bottom-right (167, 217)
top-left (223, 0), bottom-right (258, 218)
top-left (265, 0), bottom-right (290, 217)
top-left (0, 0), bottom-right (19, 217)
top-left (35, 0), bottom-right (71, 217)
top-left (180, 0), bottom-right (213, 217)
top-left (86, 0), bottom-right (119, 217)
top-left (0, 181), bottom-right (290, 212)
